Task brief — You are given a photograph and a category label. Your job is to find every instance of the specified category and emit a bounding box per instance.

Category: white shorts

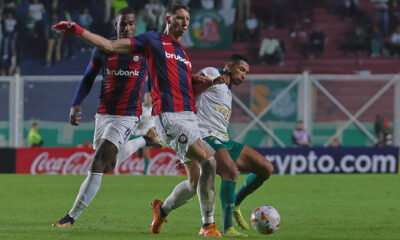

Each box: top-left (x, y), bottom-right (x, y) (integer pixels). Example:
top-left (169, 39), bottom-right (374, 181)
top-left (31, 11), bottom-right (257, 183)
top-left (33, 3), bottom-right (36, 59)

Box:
top-left (155, 111), bottom-right (202, 163)
top-left (93, 114), bottom-right (140, 151)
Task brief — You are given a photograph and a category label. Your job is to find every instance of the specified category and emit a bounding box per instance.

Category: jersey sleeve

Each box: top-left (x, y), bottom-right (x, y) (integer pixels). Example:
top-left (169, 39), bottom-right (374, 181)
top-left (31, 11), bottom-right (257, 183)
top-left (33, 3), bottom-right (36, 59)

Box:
top-left (129, 31), bottom-right (151, 53)
top-left (70, 47), bottom-right (102, 106)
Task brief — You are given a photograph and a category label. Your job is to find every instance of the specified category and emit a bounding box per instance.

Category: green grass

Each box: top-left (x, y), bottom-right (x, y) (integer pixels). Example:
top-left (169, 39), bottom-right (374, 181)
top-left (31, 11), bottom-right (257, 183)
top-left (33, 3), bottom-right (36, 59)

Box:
top-left (0, 174), bottom-right (399, 240)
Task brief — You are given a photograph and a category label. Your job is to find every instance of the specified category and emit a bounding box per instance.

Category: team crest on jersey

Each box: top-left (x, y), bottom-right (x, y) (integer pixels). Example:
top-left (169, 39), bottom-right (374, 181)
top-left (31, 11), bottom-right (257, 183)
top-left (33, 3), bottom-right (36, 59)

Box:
top-left (178, 133), bottom-right (188, 144)
top-left (133, 55), bottom-right (140, 62)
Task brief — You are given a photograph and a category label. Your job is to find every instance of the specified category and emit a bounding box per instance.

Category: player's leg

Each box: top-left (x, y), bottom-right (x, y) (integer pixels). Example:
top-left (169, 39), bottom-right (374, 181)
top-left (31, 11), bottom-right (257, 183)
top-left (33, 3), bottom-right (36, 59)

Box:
top-left (233, 146), bottom-right (274, 229)
top-left (143, 146), bottom-right (150, 175)
top-left (116, 127), bottom-right (163, 167)
top-left (53, 115), bottom-right (137, 227)
top-left (214, 148), bottom-right (248, 236)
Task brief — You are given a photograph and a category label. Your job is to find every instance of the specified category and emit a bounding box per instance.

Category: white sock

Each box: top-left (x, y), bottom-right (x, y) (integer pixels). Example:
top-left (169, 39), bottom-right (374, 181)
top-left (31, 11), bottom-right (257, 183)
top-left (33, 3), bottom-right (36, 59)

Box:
top-left (68, 171), bottom-right (103, 220)
top-left (116, 137), bottom-right (146, 167)
top-left (161, 180), bottom-right (196, 215)
top-left (197, 157), bottom-right (216, 224)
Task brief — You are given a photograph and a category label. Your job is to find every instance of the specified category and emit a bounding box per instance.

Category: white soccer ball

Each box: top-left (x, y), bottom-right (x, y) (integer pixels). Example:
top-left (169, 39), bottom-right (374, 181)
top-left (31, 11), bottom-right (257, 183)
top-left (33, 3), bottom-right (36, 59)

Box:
top-left (251, 205), bottom-right (281, 234)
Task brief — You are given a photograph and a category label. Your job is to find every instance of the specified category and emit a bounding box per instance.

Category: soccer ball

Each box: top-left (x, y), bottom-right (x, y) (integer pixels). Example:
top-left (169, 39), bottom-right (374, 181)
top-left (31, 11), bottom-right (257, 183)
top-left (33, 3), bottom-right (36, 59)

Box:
top-left (251, 205), bottom-right (281, 234)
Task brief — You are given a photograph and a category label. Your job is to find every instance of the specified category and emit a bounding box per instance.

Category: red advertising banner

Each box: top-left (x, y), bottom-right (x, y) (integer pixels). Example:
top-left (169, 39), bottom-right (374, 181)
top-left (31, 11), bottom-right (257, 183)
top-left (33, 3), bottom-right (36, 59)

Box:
top-left (16, 148), bottom-right (186, 175)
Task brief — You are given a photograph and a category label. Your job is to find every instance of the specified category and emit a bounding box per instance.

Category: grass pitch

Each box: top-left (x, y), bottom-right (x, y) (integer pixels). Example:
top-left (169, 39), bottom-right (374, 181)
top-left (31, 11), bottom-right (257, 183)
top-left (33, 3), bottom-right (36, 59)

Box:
top-left (0, 174), bottom-right (399, 240)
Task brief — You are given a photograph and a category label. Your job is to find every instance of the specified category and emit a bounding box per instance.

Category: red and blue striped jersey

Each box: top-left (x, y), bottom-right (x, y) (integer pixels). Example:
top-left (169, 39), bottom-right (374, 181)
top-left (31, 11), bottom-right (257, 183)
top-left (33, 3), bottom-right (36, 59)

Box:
top-left (71, 38), bottom-right (147, 117)
top-left (129, 31), bottom-right (196, 115)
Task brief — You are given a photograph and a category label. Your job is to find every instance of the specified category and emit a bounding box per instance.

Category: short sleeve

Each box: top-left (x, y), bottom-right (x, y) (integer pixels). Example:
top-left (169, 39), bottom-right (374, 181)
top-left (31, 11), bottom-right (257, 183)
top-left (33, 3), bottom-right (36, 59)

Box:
top-left (130, 31), bottom-right (152, 53)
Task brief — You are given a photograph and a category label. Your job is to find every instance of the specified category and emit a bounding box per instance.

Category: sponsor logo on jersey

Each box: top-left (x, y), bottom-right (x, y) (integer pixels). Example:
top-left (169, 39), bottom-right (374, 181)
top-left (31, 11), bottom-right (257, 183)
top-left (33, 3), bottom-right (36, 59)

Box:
top-left (165, 52), bottom-right (192, 68)
top-left (107, 68), bottom-right (139, 76)
top-left (178, 133), bottom-right (188, 144)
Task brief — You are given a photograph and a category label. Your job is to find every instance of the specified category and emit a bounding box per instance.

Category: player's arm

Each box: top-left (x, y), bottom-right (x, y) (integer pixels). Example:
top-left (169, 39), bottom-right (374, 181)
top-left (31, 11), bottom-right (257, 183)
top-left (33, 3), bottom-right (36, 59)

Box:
top-left (53, 21), bottom-right (131, 54)
top-left (69, 48), bottom-right (102, 126)
top-left (192, 68), bottom-right (230, 97)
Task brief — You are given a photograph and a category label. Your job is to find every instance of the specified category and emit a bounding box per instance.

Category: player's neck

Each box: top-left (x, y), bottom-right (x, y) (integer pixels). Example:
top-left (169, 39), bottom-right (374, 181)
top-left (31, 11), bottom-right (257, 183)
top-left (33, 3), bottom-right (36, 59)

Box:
top-left (163, 28), bottom-right (181, 42)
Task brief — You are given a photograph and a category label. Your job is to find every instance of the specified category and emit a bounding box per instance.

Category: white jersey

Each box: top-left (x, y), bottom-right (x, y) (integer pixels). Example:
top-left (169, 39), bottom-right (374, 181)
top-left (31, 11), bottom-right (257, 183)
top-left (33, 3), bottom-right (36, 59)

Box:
top-left (135, 105), bottom-right (155, 135)
top-left (196, 67), bottom-right (232, 141)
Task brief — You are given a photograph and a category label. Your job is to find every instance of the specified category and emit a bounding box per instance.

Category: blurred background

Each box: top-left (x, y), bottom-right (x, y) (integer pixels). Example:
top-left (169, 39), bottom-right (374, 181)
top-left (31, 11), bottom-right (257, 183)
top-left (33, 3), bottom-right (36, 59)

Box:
top-left (0, 0), bottom-right (399, 148)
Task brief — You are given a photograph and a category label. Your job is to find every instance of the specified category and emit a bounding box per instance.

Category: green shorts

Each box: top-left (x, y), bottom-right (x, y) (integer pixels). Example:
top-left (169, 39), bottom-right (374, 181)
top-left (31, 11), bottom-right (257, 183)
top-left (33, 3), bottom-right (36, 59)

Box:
top-left (203, 136), bottom-right (244, 163)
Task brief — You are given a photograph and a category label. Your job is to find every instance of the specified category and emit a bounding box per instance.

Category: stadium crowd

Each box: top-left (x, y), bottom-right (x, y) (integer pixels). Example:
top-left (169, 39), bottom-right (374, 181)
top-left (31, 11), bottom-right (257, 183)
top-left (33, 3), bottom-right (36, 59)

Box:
top-left (2, 0), bottom-right (400, 75)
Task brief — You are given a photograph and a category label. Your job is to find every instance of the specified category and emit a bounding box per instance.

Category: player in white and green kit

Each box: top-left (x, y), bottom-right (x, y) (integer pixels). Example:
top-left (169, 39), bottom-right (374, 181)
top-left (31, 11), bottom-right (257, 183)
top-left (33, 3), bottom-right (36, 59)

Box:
top-left (193, 55), bottom-right (274, 237)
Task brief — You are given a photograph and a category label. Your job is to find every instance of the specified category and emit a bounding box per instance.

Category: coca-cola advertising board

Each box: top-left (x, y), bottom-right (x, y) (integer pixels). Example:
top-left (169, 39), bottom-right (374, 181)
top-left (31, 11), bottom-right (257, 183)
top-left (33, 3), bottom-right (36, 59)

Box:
top-left (15, 148), bottom-right (186, 175)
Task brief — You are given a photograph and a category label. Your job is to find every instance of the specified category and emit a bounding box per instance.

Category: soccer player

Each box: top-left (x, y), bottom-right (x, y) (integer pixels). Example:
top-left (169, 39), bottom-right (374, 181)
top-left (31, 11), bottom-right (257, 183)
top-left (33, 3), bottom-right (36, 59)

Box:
top-left (52, 7), bottom-right (161, 227)
top-left (193, 54), bottom-right (274, 236)
top-left (53, 2), bottom-right (222, 237)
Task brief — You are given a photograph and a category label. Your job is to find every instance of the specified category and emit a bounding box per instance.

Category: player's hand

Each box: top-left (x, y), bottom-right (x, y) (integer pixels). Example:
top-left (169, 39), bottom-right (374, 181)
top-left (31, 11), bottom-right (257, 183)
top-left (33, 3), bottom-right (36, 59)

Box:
top-left (192, 73), bottom-right (209, 84)
top-left (212, 75), bottom-right (230, 85)
top-left (53, 21), bottom-right (85, 36)
top-left (69, 105), bottom-right (82, 126)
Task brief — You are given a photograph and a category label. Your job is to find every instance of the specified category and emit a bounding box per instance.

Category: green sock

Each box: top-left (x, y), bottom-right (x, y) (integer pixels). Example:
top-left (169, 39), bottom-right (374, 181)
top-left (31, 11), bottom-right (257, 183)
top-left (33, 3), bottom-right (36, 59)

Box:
top-left (144, 158), bottom-right (149, 175)
top-left (220, 179), bottom-right (236, 233)
top-left (235, 173), bottom-right (269, 206)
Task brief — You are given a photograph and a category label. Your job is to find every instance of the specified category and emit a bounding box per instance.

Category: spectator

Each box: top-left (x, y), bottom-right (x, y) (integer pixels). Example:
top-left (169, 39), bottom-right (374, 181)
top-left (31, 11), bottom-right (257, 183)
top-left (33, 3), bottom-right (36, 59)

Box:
top-left (374, 115), bottom-right (393, 146)
top-left (330, 138), bottom-right (341, 147)
top-left (370, 25), bottom-right (384, 57)
top-left (45, 13), bottom-right (62, 67)
top-left (28, 122), bottom-right (43, 147)
top-left (244, 13), bottom-right (260, 42)
top-left (372, 0), bottom-right (390, 35)
top-left (77, 139), bottom-right (93, 149)
top-left (237, 0), bottom-right (251, 23)
top-left (258, 32), bottom-right (285, 65)
top-left (79, 8), bottom-right (93, 52)
top-left (389, 26), bottom-right (400, 57)
top-left (292, 120), bottom-right (310, 146)
top-left (28, 0), bottom-right (45, 22)
top-left (269, 0), bottom-right (287, 29)
top-left (23, 10), bottom-right (39, 58)
top-left (290, 23), bottom-right (308, 57)
top-left (308, 25), bottom-right (326, 58)
top-left (2, 11), bottom-right (17, 60)
top-left (144, 0), bottom-right (165, 32)
top-left (2, 11), bottom-right (18, 75)
top-left (342, 25), bottom-right (368, 57)
top-left (135, 9), bottom-right (147, 35)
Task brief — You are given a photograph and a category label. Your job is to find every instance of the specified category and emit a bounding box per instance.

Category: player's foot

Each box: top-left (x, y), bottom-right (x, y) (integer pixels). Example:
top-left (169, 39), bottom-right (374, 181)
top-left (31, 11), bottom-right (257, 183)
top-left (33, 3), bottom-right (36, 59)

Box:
top-left (151, 199), bottom-right (167, 234)
top-left (52, 214), bottom-right (75, 227)
top-left (233, 206), bottom-right (250, 230)
top-left (144, 127), bottom-right (165, 148)
top-left (224, 226), bottom-right (248, 237)
top-left (198, 223), bottom-right (222, 238)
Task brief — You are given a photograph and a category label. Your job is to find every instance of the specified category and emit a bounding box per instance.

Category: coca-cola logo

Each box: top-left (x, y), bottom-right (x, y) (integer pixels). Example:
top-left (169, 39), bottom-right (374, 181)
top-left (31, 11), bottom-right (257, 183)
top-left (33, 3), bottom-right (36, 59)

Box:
top-left (115, 151), bottom-right (185, 175)
top-left (31, 151), bottom-right (93, 175)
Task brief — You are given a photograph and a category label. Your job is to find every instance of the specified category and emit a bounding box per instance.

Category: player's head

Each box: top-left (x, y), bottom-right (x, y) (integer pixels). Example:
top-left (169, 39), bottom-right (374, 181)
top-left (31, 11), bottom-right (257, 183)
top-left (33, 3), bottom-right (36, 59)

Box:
top-left (297, 120), bottom-right (304, 129)
top-left (32, 122), bottom-right (39, 130)
top-left (115, 7), bottom-right (137, 39)
top-left (164, 1), bottom-right (190, 40)
top-left (224, 54), bottom-right (250, 86)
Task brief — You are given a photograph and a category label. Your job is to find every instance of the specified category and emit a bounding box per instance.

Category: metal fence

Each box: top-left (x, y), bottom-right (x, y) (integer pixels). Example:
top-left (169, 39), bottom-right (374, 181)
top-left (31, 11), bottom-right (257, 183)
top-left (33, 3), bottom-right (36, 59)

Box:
top-left (2, 73), bottom-right (399, 147)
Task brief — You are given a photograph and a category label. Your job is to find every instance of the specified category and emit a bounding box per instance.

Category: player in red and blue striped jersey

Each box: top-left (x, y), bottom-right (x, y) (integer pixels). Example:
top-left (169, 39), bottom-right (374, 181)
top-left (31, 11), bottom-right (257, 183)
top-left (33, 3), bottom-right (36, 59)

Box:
top-left (54, 2), bottom-right (222, 237)
top-left (52, 7), bottom-right (161, 228)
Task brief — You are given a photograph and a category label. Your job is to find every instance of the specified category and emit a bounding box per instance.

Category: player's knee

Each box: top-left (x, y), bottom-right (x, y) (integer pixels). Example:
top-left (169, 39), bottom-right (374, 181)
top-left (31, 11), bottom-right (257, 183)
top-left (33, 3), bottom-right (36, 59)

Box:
top-left (262, 160), bottom-right (274, 176)
top-left (218, 164), bottom-right (238, 181)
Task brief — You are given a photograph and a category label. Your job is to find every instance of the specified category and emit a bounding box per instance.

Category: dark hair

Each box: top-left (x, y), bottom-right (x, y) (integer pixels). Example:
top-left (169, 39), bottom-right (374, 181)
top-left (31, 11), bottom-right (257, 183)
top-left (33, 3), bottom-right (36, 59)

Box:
top-left (226, 54), bottom-right (249, 65)
top-left (166, 1), bottom-right (190, 15)
top-left (32, 122), bottom-right (38, 127)
top-left (117, 7), bottom-right (135, 17)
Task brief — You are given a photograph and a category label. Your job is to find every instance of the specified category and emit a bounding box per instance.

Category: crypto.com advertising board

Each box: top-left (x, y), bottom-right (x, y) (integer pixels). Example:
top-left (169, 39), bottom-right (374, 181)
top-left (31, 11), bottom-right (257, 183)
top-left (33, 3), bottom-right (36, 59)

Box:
top-left (13, 147), bottom-right (399, 175)
top-left (255, 147), bottom-right (399, 174)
